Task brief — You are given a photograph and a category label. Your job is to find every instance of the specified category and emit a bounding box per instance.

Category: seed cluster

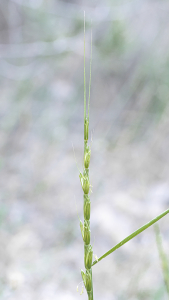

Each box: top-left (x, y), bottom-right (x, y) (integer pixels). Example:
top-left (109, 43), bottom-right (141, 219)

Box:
top-left (79, 117), bottom-right (93, 299)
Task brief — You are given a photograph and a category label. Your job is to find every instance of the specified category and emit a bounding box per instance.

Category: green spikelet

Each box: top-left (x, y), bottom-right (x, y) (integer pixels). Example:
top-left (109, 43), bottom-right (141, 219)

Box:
top-left (84, 195), bottom-right (91, 220)
top-left (85, 244), bottom-right (93, 269)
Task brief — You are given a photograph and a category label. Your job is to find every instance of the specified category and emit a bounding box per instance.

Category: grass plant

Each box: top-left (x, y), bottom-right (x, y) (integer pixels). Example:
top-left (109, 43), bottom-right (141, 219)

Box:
top-left (78, 13), bottom-right (93, 300)
top-left (78, 14), bottom-right (169, 300)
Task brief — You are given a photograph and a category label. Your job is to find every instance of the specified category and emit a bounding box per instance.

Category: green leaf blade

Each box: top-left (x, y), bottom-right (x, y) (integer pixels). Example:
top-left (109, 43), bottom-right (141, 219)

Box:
top-left (92, 208), bottom-right (169, 267)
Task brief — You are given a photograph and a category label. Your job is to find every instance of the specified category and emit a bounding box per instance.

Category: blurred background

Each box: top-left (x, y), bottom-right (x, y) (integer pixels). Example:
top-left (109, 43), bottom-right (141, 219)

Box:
top-left (0, 0), bottom-right (169, 299)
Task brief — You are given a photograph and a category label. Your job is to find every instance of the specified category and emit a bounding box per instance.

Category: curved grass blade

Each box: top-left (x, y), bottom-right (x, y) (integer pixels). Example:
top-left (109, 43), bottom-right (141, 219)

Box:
top-left (92, 208), bottom-right (169, 266)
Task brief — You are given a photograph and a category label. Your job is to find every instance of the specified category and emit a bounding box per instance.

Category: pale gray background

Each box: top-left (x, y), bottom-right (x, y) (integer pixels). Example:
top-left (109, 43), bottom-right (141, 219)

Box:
top-left (0, 0), bottom-right (169, 299)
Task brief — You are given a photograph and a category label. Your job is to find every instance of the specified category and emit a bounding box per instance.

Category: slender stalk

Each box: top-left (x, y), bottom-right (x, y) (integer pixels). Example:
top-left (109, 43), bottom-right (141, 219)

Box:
top-left (79, 13), bottom-right (93, 300)
top-left (88, 28), bottom-right (92, 121)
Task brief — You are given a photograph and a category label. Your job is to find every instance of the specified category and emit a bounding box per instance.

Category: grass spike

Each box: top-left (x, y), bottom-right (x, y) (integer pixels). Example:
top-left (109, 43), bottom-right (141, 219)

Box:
top-left (80, 12), bottom-right (93, 300)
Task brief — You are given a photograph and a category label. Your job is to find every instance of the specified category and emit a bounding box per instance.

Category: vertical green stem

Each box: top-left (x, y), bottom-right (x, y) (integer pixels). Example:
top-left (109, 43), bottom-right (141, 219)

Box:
top-left (88, 29), bottom-right (92, 121)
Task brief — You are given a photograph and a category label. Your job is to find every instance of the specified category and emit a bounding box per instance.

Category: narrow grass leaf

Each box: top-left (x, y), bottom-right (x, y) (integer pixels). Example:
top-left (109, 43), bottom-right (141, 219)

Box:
top-left (92, 208), bottom-right (169, 266)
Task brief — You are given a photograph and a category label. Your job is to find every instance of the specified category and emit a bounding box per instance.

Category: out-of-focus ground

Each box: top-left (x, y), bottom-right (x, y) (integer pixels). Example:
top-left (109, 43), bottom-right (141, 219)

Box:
top-left (0, 0), bottom-right (169, 299)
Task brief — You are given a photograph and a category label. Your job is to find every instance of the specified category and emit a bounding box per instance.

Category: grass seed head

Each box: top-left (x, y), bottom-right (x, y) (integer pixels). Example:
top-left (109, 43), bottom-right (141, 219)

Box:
top-left (85, 244), bottom-right (93, 269)
top-left (85, 270), bottom-right (92, 292)
top-left (79, 172), bottom-right (90, 194)
top-left (83, 195), bottom-right (90, 220)
top-left (84, 220), bottom-right (90, 245)
top-left (83, 176), bottom-right (90, 194)
top-left (84, 145), bottom-right (91, 168)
